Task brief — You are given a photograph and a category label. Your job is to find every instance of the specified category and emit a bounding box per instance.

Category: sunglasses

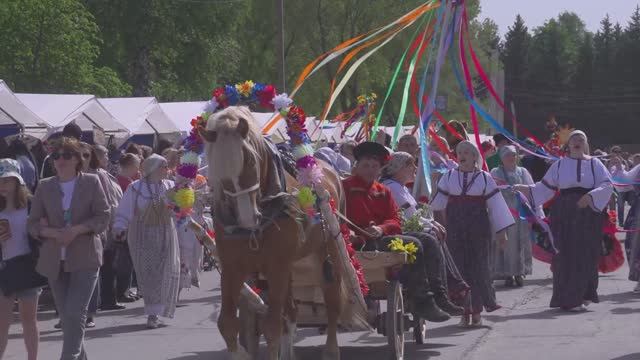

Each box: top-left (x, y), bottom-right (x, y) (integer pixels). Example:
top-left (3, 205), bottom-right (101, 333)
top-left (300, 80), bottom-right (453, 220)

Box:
top-left (51, 152), bottom-right (74, 161)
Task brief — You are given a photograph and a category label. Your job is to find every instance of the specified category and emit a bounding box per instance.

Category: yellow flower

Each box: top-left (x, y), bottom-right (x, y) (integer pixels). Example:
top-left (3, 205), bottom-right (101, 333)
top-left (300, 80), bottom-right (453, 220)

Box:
top-left (387, 237), bottom-right (417, 264)
top-left (297, 187), bottom-right (316, 209)
top-left (236, 80), bottom-right (255, 97)
top-left (403, 242), bottom-right (418, 264)
top-left (174, 188), bottom-right (195, 209)
top-left (388, 238), bottom-right (405, 252)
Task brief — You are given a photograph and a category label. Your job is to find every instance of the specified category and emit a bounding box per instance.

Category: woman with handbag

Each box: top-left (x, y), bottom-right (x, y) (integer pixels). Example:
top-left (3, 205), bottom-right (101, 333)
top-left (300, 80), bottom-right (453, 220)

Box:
top-left (0, 159), bottom-right (47, 360)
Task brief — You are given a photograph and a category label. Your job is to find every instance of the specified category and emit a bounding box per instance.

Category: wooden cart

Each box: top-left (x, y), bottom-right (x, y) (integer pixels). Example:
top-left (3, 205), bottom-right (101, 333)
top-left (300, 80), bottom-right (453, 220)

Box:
top-left (238, 250), bottom-right (426, 360)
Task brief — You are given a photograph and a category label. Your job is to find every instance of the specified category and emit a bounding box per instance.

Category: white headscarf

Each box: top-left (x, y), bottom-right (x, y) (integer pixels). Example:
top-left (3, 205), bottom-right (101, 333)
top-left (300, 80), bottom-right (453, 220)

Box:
top-left (567, 130), bottom-right (590, 155)
top-left (382, 151), bottom-right (414, 178)
top-left (455, 140), bottom-right (483, 170)
top-left (142, 154), bottom-right (168, 178)
top-left (498, 145), bottom-right (517, 159)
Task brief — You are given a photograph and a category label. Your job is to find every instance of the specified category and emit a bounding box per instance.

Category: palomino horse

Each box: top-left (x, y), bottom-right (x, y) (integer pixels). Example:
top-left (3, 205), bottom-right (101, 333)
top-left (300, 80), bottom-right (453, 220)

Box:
top-left (200, 106), bottom-right (348, 360)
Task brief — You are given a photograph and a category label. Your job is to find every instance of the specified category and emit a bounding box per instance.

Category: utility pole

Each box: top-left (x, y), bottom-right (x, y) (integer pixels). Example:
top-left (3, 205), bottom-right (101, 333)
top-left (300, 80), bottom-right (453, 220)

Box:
top-left (276, 0), bottom-right (286, 92)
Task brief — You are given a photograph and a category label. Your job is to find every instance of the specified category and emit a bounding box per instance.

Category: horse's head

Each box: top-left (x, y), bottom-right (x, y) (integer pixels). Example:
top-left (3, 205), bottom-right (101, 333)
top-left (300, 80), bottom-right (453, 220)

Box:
top-left (200, 106), bottom-right (263, 229)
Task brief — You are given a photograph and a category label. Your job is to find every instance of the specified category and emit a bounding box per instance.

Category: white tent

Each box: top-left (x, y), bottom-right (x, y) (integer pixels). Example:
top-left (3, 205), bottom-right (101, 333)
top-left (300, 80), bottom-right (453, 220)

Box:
top-left (0, 81), bottom-right (49, 133)
top-left (16, 93), bottom-right (129, 137)
top-left (99, 97), bottom-right (179, 136)
top-left (158, 101), bottom-right (293, 139)
top-left (159, 101), bottom-right (206, 133)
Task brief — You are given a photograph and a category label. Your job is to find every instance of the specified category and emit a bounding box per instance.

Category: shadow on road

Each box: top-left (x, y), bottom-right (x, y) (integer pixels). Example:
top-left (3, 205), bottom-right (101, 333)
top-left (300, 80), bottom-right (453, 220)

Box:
top-left (599, 291), bottom-right (640, 305)
top-left (483, 308), bottom-right (589, 323)
top-left (169, 350), bottom-right (226, 359)
top-left (610, 353), bottom-right (640, 360)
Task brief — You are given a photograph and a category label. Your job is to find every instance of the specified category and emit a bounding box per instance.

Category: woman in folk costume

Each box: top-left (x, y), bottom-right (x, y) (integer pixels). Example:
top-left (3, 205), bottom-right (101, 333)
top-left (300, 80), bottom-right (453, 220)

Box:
top-left (381, 152), bottom-right (467, 315)
top-left (490, 145), bottom-right (541, 287)
top-left (608, 156), bottom-right (640, 292)
top-left (114, 154), bottom-right (180, 329)
top-left (517, 130), bottom-right (613, 311)
top-left (431, 140), bottom-right (514, 327)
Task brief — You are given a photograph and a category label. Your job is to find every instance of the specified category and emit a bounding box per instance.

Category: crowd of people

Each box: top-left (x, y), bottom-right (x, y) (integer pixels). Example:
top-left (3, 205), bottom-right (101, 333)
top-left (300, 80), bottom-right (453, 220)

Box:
top-left (0, 117), bottom-right (639, 359)
top-left (0, 123), bottom-right (208, 360)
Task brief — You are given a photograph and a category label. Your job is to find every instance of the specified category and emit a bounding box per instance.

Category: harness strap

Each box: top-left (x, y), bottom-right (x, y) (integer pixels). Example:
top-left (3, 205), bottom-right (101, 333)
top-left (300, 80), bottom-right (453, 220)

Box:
top-left (223, 183), bottom-right (260, 198)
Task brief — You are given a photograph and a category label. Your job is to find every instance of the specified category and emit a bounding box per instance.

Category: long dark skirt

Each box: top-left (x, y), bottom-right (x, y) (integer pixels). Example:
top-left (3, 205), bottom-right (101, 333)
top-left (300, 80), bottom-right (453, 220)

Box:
top-left (446, 195), bottom-right (499, 314)
top-left (625, 193), bottom-right (640, 280)
top-left (549, 190), bottom-right (605, 309)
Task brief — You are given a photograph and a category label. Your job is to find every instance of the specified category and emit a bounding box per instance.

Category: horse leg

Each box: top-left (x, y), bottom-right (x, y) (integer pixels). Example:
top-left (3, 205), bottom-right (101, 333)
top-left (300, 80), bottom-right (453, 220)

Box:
top-left (279, 281), bottom-right (297, 360)
top-left (263, 268), bottom-right (291, 360)
top-left (321, 255), bottom-right (342, 360)
top-left (219, 271), bottom-right (250, 360)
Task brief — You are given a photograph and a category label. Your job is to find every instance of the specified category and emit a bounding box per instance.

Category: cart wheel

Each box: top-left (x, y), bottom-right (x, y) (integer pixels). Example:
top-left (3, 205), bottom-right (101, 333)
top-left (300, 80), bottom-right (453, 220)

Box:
top-left (386, 280), bottom-right (405, 360)
top-left (239, 297), bottom-right (260, 359)
top-left (413, 317), bottom-right (427, 345)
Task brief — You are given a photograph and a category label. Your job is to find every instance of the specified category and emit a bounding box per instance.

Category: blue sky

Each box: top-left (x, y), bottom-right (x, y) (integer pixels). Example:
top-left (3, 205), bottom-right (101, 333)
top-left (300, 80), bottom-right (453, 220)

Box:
top-left (479, 0), bottom-right (639, 37)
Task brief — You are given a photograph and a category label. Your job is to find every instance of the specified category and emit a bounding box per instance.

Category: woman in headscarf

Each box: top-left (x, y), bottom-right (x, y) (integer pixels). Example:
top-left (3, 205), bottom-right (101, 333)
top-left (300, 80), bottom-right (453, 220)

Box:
top-left (431, 140), bottom-right (514, 327)
top-left (381, 152), bottom-right (468, 315)
top-left (490, 145), bottom-right (541, 287)
top-left (517, 130), bottom-right (613, 311)
top-left (113, 154), bottom-right (180, 328)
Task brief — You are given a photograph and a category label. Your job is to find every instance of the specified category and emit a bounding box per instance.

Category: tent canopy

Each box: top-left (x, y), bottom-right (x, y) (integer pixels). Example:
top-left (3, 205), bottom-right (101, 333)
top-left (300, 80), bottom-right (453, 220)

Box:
top-left (0, 80), bottom-right (49, 136)
top-left (159, 101), bottom-right (206, 133)
top-left (16, 93), bottom-right (128, 135)
top-left (99, 97), bottom-right (179, 136)
top-left (159, 101), bottom-right (292, 138)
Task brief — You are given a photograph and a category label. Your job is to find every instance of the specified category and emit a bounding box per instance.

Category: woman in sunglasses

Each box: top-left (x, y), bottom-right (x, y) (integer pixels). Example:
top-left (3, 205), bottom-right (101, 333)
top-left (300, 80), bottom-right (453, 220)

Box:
top-left (27, 137), bottom-right (110, 360)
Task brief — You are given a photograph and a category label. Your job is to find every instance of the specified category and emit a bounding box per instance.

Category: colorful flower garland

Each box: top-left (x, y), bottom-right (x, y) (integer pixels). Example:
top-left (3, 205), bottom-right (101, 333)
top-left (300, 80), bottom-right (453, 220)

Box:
top-left (170, 80), bottom-right (321, 222)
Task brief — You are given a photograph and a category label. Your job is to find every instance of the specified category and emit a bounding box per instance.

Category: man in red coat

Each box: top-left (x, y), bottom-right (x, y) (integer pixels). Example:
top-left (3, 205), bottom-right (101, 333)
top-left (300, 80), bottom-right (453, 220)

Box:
top-left (342, 142), bottom-right (450, 322)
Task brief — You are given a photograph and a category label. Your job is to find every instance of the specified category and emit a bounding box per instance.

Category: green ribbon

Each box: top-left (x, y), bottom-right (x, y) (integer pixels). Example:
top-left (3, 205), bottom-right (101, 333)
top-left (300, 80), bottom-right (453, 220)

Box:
top-left (391, 10), bottom-right (436, 148)
top-left (372, 4), bottom-right (436, 140)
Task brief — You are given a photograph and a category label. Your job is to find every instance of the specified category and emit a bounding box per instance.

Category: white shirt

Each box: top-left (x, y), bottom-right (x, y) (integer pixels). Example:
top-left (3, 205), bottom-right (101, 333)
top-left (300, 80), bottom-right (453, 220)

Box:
top-left (59, 177), bottom-right (78, 260)
top-left (114, 179), bottom-right (175, 232)
top-left (383, 178), bottom-right (434, 232)
top-left (430, 169), bottom-right (516, 233)
top-left (531, 157), bottom-right (613, 212)
top-left (0, 208), bottom-right (30, 261)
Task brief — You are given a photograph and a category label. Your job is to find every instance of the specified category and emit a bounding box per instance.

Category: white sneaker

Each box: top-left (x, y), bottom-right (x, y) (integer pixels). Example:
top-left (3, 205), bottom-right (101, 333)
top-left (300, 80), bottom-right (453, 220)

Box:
top-left (567, 305), bottom-right (588, 312)
top-left (146, 315), bottom-right (161, 329)
top-left (633, 283), bottom-right (640, 293)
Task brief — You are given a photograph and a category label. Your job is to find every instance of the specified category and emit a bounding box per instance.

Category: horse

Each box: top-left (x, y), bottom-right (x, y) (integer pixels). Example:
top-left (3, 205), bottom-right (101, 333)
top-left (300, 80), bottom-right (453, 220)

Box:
top-left (200, 106), bottom-right (348, 360)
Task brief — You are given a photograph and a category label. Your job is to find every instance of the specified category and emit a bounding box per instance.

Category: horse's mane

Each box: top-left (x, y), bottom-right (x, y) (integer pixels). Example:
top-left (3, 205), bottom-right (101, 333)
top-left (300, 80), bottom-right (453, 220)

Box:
top-left (204, 106), bottom-right (262, 183)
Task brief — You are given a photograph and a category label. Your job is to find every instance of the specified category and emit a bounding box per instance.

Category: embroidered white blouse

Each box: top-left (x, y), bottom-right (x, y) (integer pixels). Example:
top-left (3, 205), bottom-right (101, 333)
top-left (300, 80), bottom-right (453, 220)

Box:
top-left (529, 157), bottom-right (613, 212)
top-left (114, 179), bottom-right (175, 231)
top-left (430, 169), bottom-right (515, 233)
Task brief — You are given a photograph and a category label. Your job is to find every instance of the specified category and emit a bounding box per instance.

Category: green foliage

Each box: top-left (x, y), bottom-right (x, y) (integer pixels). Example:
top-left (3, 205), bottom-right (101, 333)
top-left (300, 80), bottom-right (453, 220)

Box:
top-left (0, 0), bottom-right (129, 95)
top-left (501, 5), bottom-right (640, 147)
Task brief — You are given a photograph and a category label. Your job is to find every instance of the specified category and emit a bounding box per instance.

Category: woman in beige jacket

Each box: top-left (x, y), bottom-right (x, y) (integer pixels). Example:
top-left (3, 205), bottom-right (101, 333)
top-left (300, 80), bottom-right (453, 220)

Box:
top-left (28, 137), bottom-right (110, 360)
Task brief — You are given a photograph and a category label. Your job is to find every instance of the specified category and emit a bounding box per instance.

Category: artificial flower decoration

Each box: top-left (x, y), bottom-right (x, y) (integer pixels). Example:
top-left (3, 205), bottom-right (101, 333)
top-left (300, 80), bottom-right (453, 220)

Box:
top-left (387, 237), bottom-right (417, 264)
top-left (174, 188), bottom-right (196, 211)
top-left (236, 80), bottom-right (255, 97)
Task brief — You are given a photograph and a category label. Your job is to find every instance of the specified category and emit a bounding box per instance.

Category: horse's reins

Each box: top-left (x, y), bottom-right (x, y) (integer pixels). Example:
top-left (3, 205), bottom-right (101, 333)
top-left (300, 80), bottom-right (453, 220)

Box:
top-left (333, 209), bottom-right (378, 239)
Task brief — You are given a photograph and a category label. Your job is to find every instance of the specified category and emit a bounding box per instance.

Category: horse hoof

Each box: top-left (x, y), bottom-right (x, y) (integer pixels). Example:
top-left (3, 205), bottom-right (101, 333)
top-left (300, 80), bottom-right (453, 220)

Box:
top-left (322, 347), bottom-right (340, 360)
top-left (230, 346), bottom-right (251, 360)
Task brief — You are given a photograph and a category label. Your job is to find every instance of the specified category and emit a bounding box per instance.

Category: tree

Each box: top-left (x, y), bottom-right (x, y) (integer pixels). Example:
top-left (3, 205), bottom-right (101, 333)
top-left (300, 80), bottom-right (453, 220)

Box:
top-left (0, 0), bottom-right (130, 95)
top-left (501, 17), bottom-right (530, 103)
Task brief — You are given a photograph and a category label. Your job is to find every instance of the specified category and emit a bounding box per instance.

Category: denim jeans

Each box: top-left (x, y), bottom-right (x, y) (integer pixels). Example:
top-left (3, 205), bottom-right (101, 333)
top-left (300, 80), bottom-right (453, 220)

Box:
top-left (49, 266), bottom-right (99, 360)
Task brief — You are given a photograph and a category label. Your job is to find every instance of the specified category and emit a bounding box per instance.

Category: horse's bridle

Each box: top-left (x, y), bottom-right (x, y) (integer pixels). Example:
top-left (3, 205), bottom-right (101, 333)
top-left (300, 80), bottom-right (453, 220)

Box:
top-left (222, 183), bottom-right (261, 198)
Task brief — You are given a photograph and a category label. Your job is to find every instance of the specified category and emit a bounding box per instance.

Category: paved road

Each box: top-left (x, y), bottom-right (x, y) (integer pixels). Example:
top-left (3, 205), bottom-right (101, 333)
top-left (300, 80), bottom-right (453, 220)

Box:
top-left (5, 259), bottom-right (640, 360)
